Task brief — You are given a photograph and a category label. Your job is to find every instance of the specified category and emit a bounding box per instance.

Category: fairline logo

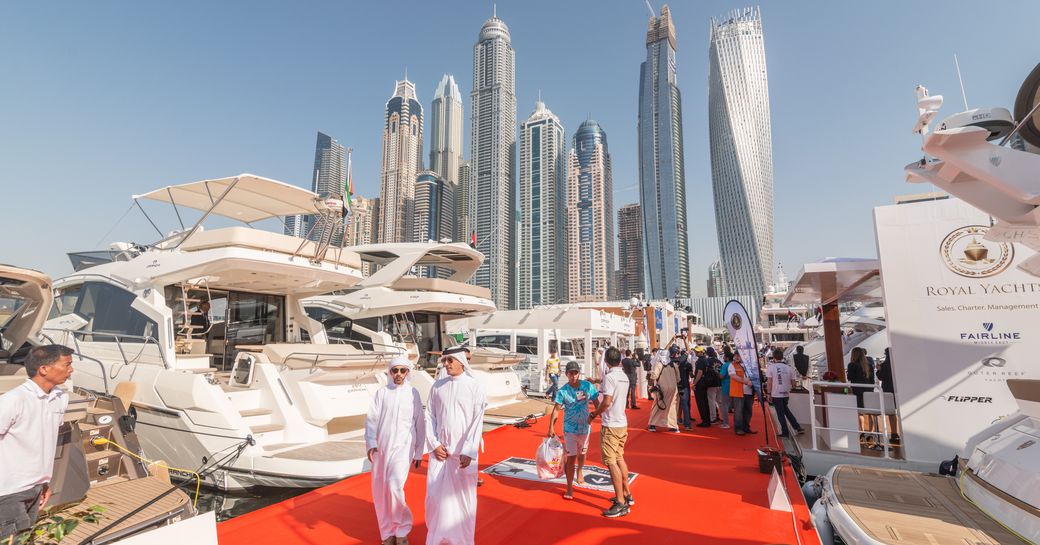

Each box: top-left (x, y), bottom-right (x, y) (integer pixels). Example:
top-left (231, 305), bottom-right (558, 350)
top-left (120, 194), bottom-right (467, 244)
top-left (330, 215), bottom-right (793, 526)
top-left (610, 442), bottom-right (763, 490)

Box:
top-left (960, 322), bottom-right (1022, 345)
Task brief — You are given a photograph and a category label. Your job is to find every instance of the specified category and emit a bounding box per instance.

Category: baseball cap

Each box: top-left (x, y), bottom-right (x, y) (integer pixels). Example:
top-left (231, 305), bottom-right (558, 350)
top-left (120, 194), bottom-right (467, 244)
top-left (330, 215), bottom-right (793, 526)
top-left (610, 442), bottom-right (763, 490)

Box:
top-left (694, 345), bottom-right (705, 353)
top-left (565, 360), bottom-right (582, 373)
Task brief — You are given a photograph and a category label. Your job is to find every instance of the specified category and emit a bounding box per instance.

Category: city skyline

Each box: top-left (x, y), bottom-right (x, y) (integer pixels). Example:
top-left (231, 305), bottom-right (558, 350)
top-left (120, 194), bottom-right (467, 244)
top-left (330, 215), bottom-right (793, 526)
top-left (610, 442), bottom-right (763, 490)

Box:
top-left (709, 7), bottom-right (775, 299)
top-left (5, 2), bottom-right (1037, 297)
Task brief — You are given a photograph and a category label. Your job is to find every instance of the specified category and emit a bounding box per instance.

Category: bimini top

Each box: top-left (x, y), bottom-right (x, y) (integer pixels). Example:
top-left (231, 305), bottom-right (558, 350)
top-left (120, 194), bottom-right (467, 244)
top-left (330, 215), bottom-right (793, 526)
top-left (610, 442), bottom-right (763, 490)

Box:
top-left (352, 242), bottom-right (484, 286)
top-left (784, 258), bottom-right (882, 307)
top-left (133, 174), bottom-right (326, 224)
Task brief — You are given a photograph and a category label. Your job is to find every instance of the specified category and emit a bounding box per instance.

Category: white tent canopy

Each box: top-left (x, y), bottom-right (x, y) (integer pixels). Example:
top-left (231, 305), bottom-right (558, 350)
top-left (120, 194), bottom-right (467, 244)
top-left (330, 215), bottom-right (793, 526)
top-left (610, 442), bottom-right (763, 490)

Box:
top-left (784, 258), bottom-right (882, 307)
top-left (133, 174), bottom-right (324, 224)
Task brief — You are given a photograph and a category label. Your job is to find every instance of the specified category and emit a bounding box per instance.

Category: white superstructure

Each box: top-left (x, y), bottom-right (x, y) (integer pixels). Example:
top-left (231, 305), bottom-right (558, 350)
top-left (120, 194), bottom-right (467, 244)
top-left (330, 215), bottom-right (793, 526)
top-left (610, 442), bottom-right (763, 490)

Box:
top-left (51, 174), bottom-right (404, 491)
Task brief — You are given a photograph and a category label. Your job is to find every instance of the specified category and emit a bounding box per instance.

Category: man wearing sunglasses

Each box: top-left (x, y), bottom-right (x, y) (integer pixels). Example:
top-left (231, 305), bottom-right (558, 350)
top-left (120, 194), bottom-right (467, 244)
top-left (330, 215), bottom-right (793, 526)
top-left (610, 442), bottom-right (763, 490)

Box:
top-left (546, 360), bottom-right (600, 501)
top-left (365, 355), bottom-right (425, 545)
top-left (424, 346), bottom-right (486, 545)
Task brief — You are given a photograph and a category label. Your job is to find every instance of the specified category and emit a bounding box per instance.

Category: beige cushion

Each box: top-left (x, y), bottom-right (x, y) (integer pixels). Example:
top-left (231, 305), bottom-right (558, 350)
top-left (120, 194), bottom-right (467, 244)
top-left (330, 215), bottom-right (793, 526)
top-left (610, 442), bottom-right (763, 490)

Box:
top-left (259, 343), bottom-right (391, 370)
top-left (180, 227), bottom-right (363, 269)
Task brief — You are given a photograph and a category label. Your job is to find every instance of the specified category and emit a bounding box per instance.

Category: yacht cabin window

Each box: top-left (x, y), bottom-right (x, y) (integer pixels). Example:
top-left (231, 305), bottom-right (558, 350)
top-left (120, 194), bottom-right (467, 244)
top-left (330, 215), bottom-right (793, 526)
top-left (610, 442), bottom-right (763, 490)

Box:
top-left (52, 282), bottom-right (157, 343)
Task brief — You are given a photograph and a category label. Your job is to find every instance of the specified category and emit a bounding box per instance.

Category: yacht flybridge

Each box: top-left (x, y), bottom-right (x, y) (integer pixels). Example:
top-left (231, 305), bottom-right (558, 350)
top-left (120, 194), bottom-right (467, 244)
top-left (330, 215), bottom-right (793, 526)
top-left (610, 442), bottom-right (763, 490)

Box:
top-left (303, 243), bottom-right (541, 423)
top-left (49, 174), bottom-right (405, 490)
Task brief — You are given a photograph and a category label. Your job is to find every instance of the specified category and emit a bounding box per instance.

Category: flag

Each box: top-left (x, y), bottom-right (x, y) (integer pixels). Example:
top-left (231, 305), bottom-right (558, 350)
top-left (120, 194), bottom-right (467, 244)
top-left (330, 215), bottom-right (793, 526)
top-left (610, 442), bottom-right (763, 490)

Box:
top-left (343, 148), bottom-right (353, 216)
top-left (469, 231), bottom-right (477, 249)
top-left (785, 310), bottom-right (796, 327)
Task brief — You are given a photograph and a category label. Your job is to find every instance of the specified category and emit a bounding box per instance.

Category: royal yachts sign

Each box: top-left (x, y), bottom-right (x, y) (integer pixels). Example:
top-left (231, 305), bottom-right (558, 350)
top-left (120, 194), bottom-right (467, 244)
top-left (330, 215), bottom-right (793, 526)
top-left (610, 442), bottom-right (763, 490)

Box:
top-left (874, 198), bottom-right (1039, 463)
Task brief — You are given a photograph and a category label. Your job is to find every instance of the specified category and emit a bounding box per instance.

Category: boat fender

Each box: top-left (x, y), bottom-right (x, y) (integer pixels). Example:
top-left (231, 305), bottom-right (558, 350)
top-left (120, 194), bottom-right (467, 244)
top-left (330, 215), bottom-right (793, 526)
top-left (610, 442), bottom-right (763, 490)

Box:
top-left (810, 500), bottom-right (834, 545)
top-left (801, 477), bottom-right (823, 509)
top-left (938, 454), bottom-right (959, 476)
top-left (119, 405), bottom-right (138, 434)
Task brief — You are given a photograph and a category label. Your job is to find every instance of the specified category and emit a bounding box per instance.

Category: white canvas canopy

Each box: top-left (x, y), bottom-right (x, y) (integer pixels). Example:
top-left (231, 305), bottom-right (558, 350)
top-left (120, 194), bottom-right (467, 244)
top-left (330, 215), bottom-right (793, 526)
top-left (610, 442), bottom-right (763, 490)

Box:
top-left (133, 174), bottom-right (325, 223)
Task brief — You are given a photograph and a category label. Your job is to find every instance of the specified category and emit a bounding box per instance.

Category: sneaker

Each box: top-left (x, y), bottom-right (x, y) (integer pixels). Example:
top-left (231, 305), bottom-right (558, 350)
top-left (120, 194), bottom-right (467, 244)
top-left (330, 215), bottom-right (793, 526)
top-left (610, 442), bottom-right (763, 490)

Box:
top-left (736, 430), bottom-right (746, 436)
top-left (625, 494), bottom-right (635, 506)
top-left (720, 423), bottom-right (731, 429)
top-left (744, 429), bottom-right (758, 434)
top-left (796, 428), bottom-right (806, 435)
top-left (778, 433), bottom-right (791, 439)
top-left (696, 422), bottom-right (712, 428)
top-left (668, 427), bottom-right (680, 433)
top-left (602, 499), bottom-right (630, 518)
top-left (647, 425), bottom-right (657, 432)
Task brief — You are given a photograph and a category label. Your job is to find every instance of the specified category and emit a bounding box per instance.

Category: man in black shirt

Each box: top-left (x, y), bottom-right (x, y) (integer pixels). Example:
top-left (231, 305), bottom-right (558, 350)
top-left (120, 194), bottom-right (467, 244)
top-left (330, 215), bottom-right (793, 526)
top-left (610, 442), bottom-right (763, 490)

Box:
top-left (675, 346), bottom-right (694, 429)
top-left (621, 350), bottom-right (640, 409)
top-left (691, 346), bottom-right (713, 428)
top-left (792, 345), bottom-right (810, 378)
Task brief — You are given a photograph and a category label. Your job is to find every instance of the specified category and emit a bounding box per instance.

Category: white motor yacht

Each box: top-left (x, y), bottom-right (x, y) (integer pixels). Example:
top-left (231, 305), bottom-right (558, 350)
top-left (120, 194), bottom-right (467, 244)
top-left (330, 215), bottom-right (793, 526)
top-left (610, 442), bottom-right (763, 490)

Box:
top-left (48, 175), bottom-right (403, 490)
top-left (302, 242), bottom-right (535, 420)
top-left (1, 265), bottom-right (202, 543)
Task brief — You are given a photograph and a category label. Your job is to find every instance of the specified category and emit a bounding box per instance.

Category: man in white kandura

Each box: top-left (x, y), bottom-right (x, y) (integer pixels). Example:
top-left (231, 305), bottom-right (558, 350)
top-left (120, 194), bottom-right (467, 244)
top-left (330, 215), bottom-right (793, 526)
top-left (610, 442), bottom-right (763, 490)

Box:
top-left (365, 355), bottom-right (426, 545)
top-left (425, 346), bottom-right (486, 545)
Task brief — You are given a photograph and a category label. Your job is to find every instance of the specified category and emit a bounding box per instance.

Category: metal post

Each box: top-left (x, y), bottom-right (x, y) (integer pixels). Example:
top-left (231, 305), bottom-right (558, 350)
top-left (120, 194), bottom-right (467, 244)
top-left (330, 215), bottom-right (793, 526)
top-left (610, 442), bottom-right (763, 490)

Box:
top-left (169, 178), bottom-right (241, 249)
top-left (809, 379), bottom-right (818, 451)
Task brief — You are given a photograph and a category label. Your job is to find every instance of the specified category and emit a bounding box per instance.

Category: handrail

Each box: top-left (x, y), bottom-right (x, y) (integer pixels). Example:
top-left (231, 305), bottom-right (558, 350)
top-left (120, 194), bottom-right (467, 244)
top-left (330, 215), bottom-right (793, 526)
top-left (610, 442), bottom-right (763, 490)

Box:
top-left (328, 337), bottom-right (408, 356)
top-left (806, 377), bottom-right (892, 459)
top-left (276, 349), bottom-right (398, 374)
top-left (43, 328), bottom-right (170, 370)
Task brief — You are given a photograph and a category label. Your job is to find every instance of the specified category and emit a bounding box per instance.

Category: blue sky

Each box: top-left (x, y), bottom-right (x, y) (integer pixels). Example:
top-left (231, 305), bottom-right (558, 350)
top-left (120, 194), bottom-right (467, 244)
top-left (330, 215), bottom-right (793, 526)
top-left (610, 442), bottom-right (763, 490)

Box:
top-left (2, 1), bottom-right (1037, 297)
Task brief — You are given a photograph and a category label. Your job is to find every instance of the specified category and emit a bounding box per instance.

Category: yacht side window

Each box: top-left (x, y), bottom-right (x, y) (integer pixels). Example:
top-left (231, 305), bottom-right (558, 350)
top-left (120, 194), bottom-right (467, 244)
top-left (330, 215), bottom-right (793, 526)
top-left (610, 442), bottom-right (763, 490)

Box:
top-left (56, 282), bottom-right (157, 343)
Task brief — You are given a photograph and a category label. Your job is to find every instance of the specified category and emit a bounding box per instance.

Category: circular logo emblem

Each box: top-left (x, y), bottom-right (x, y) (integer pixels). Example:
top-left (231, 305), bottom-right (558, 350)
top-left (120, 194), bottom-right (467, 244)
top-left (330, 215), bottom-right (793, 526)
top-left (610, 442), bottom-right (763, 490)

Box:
top-left (729, 313), bottom-right (743, 330)
top-left (939, 225), bottom-right (1014, 278)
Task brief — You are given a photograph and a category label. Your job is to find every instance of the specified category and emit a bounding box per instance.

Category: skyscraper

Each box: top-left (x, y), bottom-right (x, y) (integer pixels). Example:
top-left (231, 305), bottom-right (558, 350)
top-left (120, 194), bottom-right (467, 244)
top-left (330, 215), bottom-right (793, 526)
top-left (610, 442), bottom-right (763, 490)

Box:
top-left (287, 131), bottom-right (346, 241)
top-left (707, 260), bottom-right (723, 297)
top-left (379, 78), bottom-right (424, 244)
top-left (470, 10), bottom-right (517, 309)
top-left (518, 100), bottom-right (566, 309)
top-left (456, 160), bottom-right (471, 242)
top-left (638, 4), bottom-right (690, 300)
top-left (344, 195), bottom-right (378, 275)
top-left (617, 203), bottom-right (644, 300)
top-left (709, 7), bottom-right (774, 298)
top-left (566, 119), bottom-right (614, 303)
top-left (430, 75), bottom-right (463, 185)
top-left (414, 171), bottom-right (456, 278)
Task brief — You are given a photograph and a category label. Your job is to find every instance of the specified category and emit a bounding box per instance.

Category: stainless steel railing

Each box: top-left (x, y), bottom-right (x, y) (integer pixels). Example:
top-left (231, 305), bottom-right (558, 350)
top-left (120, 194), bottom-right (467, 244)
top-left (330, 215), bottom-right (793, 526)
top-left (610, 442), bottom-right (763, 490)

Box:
top-left (805, 378), bottom-right (894, 459)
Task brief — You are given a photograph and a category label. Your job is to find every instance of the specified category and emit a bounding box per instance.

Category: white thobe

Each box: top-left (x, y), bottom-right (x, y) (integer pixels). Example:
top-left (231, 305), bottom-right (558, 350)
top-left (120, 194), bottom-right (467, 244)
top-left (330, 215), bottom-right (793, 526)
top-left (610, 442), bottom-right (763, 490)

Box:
top-left (365, 383), bottom-right (425, 541)
top-left (424, 373), bottom-right (486, 545)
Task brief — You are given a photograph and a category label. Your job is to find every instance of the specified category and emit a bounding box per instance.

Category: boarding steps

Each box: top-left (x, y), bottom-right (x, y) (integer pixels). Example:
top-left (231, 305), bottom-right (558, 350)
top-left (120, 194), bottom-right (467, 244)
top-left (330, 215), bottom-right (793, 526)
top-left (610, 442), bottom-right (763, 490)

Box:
top-left (221, 384), bottom-right (286, 445)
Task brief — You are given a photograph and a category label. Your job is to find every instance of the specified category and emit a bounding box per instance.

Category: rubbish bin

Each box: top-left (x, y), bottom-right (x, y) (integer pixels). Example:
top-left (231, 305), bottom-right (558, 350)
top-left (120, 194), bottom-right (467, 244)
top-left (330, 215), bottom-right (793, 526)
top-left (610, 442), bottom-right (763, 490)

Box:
top-left (757, 447), bottom-right (782, 474)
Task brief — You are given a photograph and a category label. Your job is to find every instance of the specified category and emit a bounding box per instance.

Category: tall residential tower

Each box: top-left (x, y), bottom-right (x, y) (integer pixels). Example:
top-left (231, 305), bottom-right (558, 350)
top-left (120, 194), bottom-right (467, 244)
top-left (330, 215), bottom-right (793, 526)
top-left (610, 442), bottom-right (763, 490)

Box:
top-left (709, 7), bottom-right (774, 298)
top-left (638, 5), bottom-right (690, 299)
top-left (379, 78), bottom-right (424, 243)
top-left (617, 203), bottom-right (644, 300)
top-left (430, 75), bottom-right (463, 185)
top-left (469, 10), bottom-right (517, 309)
top-left (286, 131), bottom-right (346, 241)
top-left (566, 120), bottom-right (614, 303)
top-left (518, 100), bottom-right (566, 308)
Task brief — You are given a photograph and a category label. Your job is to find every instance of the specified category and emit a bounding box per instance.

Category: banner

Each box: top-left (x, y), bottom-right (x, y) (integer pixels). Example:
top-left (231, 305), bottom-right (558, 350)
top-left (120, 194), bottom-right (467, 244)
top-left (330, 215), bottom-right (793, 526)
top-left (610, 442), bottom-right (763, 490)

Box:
top-left (481, 457), bottom-right (637, 492)
top-left (874, 197), bottom-right (1040, 463)
top-left (724, 300), bottom-right (761, 393)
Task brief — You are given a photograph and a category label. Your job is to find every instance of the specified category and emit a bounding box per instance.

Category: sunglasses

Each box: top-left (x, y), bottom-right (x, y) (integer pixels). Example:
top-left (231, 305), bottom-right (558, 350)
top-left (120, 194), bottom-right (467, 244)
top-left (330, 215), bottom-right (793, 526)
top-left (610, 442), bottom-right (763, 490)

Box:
top-left (390, 367), bottom-right (410, 375)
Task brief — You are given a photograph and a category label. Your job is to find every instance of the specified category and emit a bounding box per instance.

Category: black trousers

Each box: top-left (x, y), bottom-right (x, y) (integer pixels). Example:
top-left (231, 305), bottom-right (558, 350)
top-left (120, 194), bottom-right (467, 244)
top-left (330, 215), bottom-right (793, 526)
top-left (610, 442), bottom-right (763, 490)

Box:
top-left (626, 375), bottom-right (638, 407)
top-left (694, 385), bottom-right (711, 423)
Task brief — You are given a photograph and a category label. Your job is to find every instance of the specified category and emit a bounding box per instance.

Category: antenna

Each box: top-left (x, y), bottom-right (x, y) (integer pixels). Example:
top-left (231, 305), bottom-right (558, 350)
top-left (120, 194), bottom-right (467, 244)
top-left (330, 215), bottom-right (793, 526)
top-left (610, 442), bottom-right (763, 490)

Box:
top-left (644, 0), bottom-right (655, 17)
top-left (493, 3), bottom-right (496, 18)
top-left (954, 54), bottom-right (969, 111)
top-left (537, 89), bottom-right (542, 102)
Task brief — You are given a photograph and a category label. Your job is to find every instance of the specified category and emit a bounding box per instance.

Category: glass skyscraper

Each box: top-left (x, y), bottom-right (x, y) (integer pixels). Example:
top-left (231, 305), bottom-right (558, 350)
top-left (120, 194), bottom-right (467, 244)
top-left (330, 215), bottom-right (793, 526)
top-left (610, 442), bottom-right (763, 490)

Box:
top-left (379, 78), bottom-right (423, 244)
top-left (518, 100), bottom-right (565, 309)
top-left (617, 203), bottom-right (644, 300)
top-left (469, 10), bottom-right (516, 309)
top-left (638, 5), bottom-right (690, 299)
top-left (566, 119), bottom-right (614, 303)
top-left (414, 171), bottom-right (455, 278)
top-left (709, 7), bottom-right (774, 298)
top-left (286, 131), bottom-right (346, 241)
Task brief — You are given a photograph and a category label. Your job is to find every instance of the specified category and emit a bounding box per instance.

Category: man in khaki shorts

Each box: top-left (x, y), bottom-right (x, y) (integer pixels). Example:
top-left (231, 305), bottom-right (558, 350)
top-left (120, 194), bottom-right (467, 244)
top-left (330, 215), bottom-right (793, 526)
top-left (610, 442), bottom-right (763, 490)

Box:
top-left (590, 347), bottom-right (632, 518)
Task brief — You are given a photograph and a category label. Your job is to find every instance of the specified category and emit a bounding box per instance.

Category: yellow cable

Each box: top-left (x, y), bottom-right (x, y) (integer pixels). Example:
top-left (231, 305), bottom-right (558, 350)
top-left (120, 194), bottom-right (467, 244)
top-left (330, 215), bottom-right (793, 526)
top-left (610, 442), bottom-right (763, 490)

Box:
top-left (956, 471), bottom-right (1035, 545)
top-left (89, 438), bottom-right (201, 510)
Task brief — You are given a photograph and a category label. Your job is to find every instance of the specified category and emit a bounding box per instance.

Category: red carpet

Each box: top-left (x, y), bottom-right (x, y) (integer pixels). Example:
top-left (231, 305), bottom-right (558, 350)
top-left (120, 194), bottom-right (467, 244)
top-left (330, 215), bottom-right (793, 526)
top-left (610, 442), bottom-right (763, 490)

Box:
top-left (219, 398), bottom-right (821, 545)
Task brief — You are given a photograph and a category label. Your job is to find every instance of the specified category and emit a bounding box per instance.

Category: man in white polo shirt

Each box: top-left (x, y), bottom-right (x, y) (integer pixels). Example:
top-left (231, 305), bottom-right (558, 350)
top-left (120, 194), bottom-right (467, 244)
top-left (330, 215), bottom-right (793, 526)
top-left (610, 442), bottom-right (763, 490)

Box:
top-left (0, 345), bottom-right (74, 540)
top-left (589, 347), bottom-right (632, 518)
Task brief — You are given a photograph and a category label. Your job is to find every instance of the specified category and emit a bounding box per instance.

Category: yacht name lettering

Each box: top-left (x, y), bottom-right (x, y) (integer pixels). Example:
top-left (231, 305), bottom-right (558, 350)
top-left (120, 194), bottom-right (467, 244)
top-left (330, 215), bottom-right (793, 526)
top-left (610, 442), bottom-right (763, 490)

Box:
top-left (925, 282), bottom-right (1040, 297)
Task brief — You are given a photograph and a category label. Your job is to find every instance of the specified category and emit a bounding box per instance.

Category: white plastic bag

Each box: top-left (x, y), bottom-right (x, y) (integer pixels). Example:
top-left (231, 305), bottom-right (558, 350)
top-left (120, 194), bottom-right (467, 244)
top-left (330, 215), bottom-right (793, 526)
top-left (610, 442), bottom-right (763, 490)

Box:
top-left (536, 436), bottom-right (565, 479)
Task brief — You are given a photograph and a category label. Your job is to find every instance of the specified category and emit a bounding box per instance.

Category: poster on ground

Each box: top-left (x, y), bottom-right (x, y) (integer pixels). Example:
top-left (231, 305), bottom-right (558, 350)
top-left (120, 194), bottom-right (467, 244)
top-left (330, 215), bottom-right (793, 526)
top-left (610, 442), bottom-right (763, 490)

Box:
top-left (482, 457), bottom-right (637, 492)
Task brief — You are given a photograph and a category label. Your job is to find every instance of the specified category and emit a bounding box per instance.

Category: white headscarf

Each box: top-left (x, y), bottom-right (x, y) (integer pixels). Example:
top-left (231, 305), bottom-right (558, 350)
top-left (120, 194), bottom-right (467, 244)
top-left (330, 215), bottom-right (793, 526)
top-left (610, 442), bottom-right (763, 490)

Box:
top-left (386, 355), bottom-right (413, 385)
top-left (437, 345), bottom-right (474, 379)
